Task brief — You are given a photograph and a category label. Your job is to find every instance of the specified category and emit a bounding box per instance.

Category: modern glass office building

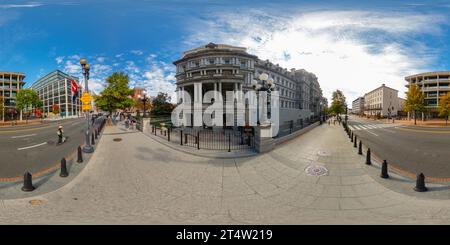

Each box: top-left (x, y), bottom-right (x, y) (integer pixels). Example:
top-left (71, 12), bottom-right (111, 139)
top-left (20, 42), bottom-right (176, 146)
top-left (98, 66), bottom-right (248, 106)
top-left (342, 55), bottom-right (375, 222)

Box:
top-left (31, 70), bottom-right (82, 117)
top-left (0, 71), bottom-right (26, 120)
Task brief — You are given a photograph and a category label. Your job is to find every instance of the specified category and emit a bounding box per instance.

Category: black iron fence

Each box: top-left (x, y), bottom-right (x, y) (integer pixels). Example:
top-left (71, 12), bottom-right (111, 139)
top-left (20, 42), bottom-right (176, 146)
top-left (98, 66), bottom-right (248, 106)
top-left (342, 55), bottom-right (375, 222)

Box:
top-left (151, 125), bottom-right (255, 152)
top-left (276, 116), bottom-right (320, 138)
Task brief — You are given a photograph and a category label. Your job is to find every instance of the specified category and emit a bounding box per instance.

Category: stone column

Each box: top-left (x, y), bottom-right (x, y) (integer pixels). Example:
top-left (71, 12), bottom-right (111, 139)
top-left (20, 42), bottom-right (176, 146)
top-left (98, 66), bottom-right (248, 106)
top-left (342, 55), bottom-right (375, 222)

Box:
top-left (193, 83), bottom-right (202, 127)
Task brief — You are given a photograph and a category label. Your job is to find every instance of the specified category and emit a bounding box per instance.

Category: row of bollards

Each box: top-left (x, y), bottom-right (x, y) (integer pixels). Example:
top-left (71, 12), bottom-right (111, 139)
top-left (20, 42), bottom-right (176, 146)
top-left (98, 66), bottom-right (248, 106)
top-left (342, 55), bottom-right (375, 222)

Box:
top-left (345, 122), bottom-right (428, 192)
top-left (22, 118), bottom-right (107, 192)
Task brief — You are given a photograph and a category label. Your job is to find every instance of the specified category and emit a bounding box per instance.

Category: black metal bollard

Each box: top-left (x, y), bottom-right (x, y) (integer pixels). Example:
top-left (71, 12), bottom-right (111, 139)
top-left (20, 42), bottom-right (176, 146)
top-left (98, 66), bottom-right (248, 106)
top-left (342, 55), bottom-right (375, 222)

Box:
top-left (77, 146), bottom-right (83, 163)
top-left (380, 160), bottom-right (389, 178)
top-left (60, 158), bottom-right (68, 177)
top-left (366, 148), bottom-right (371, 165)
top-left (95, 129), bottom-right (98, 139)
top-left (91, 132), bottom-right (95, 145)
top-left (228, 134), bottom-right (231, 152)
top-left (180, 130), bottom-right (183, 145)
top-left (358, 140), bottom-right (362, 155)
top-left (21, 172), bottom-right (35, 192)
top-left (197, 131), bottom-right (200, 150)
top-left (168, 128), bottom-right (170, 141)
top-left (351, 132), bottom-right (353, 142)
top-left (414, 173), bottom-right (427, 192)
top-left (353, 135), bottom-right (357, 148)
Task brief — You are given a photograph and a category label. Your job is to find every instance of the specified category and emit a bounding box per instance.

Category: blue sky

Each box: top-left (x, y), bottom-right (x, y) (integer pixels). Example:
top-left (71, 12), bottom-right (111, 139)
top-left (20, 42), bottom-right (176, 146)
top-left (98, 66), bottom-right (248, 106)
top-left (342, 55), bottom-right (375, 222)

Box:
top-left (1, 0), bottom-right (450, 104)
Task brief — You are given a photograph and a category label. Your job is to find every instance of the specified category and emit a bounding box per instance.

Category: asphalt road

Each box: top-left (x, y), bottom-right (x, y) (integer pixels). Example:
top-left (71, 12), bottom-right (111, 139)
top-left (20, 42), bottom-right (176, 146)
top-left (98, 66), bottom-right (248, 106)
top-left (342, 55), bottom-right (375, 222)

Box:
top-left (347, 116), bottom-right (450, 178)
top-left (0, 118), bottom-right (97, 179)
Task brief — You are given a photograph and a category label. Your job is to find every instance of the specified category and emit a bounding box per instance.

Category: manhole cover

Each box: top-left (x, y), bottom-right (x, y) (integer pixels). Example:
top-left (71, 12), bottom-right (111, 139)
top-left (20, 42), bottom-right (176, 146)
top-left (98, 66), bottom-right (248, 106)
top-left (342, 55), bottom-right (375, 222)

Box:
top-left (29, 199), bottom-right (45, 206)
top-left (317, 150), bottom-right (330, 156)
top-left (305, 165), bottom-right (328, 176)
top-left (113, 138), bottom-right (122, 142)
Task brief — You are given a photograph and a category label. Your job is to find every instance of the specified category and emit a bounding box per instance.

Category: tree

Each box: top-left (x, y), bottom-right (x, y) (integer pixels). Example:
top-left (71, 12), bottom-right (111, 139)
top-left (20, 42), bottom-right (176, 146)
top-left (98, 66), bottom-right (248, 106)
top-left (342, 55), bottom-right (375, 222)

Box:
top-left (405, 84), bottom-right (425, 125)
top-left (94, 72), bottom-right (135, 114)
top-left (329, 90), bottom-right (346, 116)
top-left (151, 92), bottom-right (174, 116)
top-left (16, 89), bottom-right (41, 122)
top-left (0, 96), bottom-right (3, 121)
top-left (438, 93), bottom-right (450, 126)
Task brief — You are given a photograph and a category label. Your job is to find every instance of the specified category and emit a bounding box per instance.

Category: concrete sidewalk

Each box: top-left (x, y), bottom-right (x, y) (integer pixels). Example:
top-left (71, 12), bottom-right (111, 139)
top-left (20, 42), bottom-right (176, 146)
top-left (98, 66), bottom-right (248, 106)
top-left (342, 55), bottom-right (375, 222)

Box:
top-left (1, 122), bottom-right (450, 224)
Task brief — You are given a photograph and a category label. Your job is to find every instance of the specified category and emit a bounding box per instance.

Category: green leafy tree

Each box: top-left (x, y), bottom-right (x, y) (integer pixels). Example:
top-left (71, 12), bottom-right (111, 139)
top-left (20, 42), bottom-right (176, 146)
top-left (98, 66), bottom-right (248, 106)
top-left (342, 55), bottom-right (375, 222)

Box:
top-left (16, 89), bottom-right (41, 122)
top-left (329, 90), bottom-right (346, 116)
top-left (151, 92), bottom-right (174, 116)
top-left (405, 84), bottom-right (425, 125)
top-left (94, 72), bottom-right (135, 114)
top-left (438, 93), bottom-right (450, 126)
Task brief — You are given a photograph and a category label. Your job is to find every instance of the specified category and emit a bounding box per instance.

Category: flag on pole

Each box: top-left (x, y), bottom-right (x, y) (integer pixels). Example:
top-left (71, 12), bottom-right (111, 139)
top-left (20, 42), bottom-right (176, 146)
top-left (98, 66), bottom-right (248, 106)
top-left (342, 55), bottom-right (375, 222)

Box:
top-left (71, 79), bottom-right (79, 103)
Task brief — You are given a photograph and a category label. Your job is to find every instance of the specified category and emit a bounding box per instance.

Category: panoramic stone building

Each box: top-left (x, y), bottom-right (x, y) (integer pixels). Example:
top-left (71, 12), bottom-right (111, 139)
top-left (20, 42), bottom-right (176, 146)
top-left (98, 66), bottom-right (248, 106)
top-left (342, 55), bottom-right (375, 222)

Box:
top-left (173, 43), bottom-right (325, 130)
top-left (363, 84), bottom-right (399, 117)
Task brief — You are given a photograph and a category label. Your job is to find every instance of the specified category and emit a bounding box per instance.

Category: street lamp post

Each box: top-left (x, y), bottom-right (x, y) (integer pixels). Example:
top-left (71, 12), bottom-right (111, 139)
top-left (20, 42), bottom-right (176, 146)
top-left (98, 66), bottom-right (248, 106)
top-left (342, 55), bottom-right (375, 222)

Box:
top-left (252, 73), bottom-right (275, 125)
top-left (137, 90), bottom-right (148, 118)
top-left (80, 59), bottom-right (94, 153)
top-left (345, 105), bottom-right (348, 124)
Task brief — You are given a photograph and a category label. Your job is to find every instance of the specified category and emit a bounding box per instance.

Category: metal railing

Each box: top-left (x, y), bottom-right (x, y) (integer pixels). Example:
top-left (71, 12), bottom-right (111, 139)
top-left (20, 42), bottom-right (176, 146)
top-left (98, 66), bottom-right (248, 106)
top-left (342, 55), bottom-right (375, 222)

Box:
top-left (151, 125), bottom-right (255, 152)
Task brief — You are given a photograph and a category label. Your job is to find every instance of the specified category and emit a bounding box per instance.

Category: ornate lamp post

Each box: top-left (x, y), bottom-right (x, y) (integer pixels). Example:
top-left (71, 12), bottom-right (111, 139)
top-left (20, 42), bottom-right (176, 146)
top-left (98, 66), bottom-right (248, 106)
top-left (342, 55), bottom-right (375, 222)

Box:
top-left (80, 59), bottom-right (94, 153)
top-left (345, 105), bottom-right (348, 124)
top-left (252, 73), bottom-right (275, 125)
top-left (137, 90), bottom-right (148, 118)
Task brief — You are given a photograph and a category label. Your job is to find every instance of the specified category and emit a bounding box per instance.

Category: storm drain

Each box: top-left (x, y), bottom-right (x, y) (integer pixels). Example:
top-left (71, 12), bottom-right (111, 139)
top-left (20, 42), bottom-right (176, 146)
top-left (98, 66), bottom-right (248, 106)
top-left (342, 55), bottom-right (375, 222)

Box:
top-left (305, 165), bottom-right (328, 176)
top-left (113, 138), bottom-right (122, 142)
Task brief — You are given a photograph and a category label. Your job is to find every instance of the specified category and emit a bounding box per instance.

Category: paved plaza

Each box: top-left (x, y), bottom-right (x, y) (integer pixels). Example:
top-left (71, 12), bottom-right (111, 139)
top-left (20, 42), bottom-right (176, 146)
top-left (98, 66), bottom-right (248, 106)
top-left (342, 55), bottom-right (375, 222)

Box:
top-left (1, 122), bottom-right (450, 224)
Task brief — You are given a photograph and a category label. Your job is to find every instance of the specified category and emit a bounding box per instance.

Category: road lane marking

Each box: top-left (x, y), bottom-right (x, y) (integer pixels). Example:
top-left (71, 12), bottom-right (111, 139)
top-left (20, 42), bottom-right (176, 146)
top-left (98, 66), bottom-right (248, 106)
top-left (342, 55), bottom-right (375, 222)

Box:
top-left (17, 142), bottom-right (48, 151)
top-left (11, 134), bottom-right (36, 139)
top-left (366, 130), bottom-right (379, 136)
top-left (348, 125), bottom-right (355, 130)
top-left (396, 127), bottom-right (450, 134)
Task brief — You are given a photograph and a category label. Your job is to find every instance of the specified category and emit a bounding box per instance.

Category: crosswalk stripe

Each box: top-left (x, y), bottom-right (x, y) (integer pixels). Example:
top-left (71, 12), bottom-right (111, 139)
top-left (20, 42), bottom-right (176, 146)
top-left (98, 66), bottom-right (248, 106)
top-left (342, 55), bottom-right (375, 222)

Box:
top-left (349, 123), bottom-right (398, 131)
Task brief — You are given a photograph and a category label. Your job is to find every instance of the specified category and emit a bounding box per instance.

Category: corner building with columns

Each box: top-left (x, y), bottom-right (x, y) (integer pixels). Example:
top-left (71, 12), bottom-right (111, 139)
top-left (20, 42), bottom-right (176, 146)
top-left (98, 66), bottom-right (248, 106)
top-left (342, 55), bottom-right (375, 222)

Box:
top-left (173, 43), bottom-right (325, 131)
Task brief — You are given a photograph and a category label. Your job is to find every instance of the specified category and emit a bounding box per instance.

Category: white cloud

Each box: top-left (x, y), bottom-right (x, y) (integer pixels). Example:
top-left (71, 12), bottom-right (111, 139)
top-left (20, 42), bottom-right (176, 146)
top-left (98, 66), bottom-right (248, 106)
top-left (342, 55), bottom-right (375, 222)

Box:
top-left (63, 60), bottom-right (81, 74)
top-left (185, 9), bottom-right (447, 105)
top-left (97, 57), bottom-right (105, 63)
top-left (142, 64), bottom-right (177, 102)
top-left (125, 61), bottom-right (140, 73)
top-left (130, 50), bottom-right (144, 55)
top-left (55, 56), bottom-right (64, 64)
top-left (0, 3), bottom-right (43, 9)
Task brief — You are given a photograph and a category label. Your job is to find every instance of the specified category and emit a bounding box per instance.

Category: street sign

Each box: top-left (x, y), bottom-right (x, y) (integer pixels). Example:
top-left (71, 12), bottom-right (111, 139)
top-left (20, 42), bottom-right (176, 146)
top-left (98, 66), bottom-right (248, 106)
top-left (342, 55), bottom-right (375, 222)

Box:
top-left (81, 92), bottom-right (93, 104)
top-left (82, 104), bottom-right (92, 111)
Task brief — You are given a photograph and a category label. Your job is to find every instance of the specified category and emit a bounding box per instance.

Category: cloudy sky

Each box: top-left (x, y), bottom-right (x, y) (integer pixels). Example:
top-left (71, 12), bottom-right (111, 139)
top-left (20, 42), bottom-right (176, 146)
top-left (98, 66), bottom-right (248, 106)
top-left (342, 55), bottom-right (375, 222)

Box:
top-left (1, 0), bottom-right (450, 105)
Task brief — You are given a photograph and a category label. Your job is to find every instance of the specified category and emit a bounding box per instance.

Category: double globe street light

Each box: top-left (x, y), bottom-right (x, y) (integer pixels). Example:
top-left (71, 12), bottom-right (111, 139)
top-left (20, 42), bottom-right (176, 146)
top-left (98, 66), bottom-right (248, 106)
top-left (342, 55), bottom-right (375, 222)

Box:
top-left (80, 58), bottom-right (94, 153)
top-left (137, 90), bottom-right (149, 118)
top-left (252, 73), bottom-right (275, 125)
